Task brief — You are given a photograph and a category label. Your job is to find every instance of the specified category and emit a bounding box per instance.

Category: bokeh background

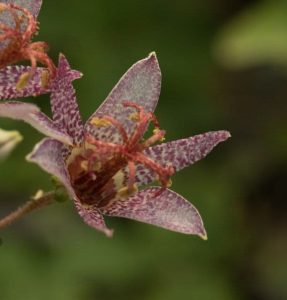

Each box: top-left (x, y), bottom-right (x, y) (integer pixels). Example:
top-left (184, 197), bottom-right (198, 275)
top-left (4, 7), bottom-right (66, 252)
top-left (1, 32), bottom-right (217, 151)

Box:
top-left (1, 0), bottom-right (287, 299)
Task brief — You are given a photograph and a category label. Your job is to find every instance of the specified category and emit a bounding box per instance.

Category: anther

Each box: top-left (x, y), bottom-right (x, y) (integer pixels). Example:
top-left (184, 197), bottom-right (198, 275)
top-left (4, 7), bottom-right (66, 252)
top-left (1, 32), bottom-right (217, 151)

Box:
top-left (118, 184), bottom-right (138, 198)
top-left (129, 112), bottom-right (140, 122)
top-left (153, 128), bottom-right (165, 142)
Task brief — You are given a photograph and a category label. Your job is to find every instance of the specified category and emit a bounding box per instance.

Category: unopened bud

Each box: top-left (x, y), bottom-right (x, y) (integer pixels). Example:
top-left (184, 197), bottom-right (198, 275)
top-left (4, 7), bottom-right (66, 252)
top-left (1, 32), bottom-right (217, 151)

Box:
top-left (0, 128), bottom-right (23, 161)
top-left (33, 190), bottom-right (44, 200)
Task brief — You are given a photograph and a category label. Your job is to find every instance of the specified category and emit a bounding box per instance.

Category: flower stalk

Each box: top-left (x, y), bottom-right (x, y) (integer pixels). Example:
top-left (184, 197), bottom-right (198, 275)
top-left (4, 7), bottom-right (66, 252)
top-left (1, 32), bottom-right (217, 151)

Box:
top-left (0, 190), bottom-right (55, 229)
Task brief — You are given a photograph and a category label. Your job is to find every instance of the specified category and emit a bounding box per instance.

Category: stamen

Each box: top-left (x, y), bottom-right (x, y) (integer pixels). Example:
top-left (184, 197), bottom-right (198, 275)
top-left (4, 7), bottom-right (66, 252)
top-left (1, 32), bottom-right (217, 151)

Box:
top-left (142, 128), bottom-right (165, 149)
top-left (70, 101), bottom-right (175, 207)
top-left (122, 101), bottom-right (162, 148)
top-left (91, 115), bottom-right (129, 143)
top-left (128, 152), bottom-right (174, 188)
top-left (99, 116), bottom-right (129, 143)
top-left (153, 128), bottom-right (165, 142)
top-left (129, 112), bottom-right (140, 121)
top-left (88, 102), bottom-right (174, 189)
top-left (127, 160), bottom-right (136, 191)
top-left (85, 134), bottom-right (123, 152)
top-left (118, 184), bottom-right (138, 198)
top-left (123, 102), bottom-right (160, 128)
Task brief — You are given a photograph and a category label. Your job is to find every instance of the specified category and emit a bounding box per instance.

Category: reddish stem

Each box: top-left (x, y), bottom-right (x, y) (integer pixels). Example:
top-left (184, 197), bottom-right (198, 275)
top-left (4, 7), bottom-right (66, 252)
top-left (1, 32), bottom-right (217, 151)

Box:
top-left (0, 191), bottom-right (55, 230)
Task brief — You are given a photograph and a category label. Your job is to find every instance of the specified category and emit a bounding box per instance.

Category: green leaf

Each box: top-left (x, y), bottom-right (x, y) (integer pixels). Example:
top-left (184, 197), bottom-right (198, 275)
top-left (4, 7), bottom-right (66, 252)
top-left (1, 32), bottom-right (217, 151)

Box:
top-left (213, 1), bottom-right (287, 68)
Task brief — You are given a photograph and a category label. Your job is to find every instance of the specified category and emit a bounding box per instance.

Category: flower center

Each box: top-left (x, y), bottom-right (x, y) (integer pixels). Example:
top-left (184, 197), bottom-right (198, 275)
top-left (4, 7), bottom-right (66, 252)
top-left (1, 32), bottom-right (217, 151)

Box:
top-left (67, 101), bottom-right (174, 208)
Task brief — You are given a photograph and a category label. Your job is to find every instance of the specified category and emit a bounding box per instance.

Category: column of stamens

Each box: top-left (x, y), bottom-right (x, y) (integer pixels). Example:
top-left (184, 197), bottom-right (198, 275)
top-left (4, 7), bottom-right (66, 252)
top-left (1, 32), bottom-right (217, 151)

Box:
top-left (87, 101), bottom-right (174, 192)
top-left (0, 3), bottom-right (56, 88)
top-left (123, 101), bottom-right (161, 148)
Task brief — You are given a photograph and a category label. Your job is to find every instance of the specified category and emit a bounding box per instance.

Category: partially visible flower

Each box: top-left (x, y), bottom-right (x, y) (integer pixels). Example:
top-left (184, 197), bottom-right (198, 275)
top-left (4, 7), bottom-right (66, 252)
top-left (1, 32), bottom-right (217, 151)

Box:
top-left (0, 0), bottom-right (55, 91)
top-left (0, 127), bottom-right (22, 160)
top-left (0, 53), bottom-right (231, 238)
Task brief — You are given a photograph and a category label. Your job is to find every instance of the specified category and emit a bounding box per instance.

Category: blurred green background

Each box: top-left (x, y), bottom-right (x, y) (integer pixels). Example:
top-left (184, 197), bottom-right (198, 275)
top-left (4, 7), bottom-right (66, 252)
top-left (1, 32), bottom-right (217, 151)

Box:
top-left (1, 0), bottom-right (287, 299)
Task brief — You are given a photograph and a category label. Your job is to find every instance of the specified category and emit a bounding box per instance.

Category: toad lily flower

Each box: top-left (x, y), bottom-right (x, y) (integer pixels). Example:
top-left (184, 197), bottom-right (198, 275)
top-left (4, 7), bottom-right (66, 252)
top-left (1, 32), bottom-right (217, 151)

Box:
top-left (0, 0), bottom-right (55, 92)
top-left (0, 53), bottom-right (230, 238)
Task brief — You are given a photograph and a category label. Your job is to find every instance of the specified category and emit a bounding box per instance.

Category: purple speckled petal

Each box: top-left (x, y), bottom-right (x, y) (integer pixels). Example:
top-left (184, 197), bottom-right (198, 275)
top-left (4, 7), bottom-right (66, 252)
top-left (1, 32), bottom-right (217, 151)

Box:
top-left (0, 66), bottom-right (50, 100)
top-left (0, 101), bottom-right (73, 145)
top-left (74, 200), bottom-right (113, 237)
top-left (26, 138), bottom-right (75, 197)
top-left (26, 138), bottom-right (112, 236)
top-left (103, 187), bottom-right (206, 238)
top-left (2, 0), bottom-right (42, 17)
top-left (50, 54), bottom-right (84, 145)
top-left (133, 130), bottom-right (231, 185)
top-left (85, 52), bottom-right (161, 143)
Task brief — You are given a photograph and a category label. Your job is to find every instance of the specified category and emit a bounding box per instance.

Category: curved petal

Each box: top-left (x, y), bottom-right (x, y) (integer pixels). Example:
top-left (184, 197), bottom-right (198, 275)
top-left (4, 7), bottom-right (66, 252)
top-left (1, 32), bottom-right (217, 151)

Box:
top-left (26, 138), bottom-right (75, 196)
top-left (103, 187), bottom-right (206, 238)
top-left (133, 130), bottom-right (231, 185)
top-left (50, 54), bottom-right (84, 145)
top-left (2, 0), bottom-right (42, 17)
top-left (26, 138), bottom-right (113, 236)
top-left (86, 52), bottom-right (161, 143)
top-left (0, 101), bottom-right (73, 145)
top-left (74, 200), bottom-right (114, 237)
top-left (0, 66), bottom-right (50, 100)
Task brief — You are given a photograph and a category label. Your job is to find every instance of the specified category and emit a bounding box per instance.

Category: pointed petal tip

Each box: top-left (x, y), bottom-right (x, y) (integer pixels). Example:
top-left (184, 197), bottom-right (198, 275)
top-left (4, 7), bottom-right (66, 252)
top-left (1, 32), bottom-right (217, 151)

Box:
top-left (223, 130), bottom-right (231, 139)
top-left (58, 53), bottom-right (66, 61)
top-left (57, 53), bottom-right (70, 69)
top-left (25, 152), bottom-right (33, 162)
top-left (211, 130), bottom-right (231, 144)
top-left (147, 51), bottom-right (159, 66)
top-left (25, 140), bottom-right (42, 163)
top-left (105, 228), bottom-right (114, 238)
top-left (201, 234), bottom-right (208, 241)
top-left (71, 70), bottom-right (83, 80)
top-left (137, 52), bottom-right (159, 68)
top-left (198, 229), bottom-right (208, 240)
top-left (148, 51), bottom-right (157, 59)
top-left (57, 53), bottom-right (83, 80)
top-left (216, 130), bottom-right (231, 140)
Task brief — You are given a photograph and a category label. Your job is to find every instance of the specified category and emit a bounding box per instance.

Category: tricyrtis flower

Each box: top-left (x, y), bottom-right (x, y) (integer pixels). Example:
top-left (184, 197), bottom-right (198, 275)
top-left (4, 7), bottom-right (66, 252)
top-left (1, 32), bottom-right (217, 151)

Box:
top-left (0, 0), bottom-right (55, 91)
top-left (0, 53), bottom-right (230, 238)
top-left (0, 127), bottom-right (22, 160)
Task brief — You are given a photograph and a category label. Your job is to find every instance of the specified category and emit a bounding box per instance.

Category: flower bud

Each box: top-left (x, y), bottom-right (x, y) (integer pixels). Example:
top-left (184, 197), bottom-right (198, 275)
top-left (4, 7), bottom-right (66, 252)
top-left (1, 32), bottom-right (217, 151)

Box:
top-left (0, 128), bottom-right (23, 161)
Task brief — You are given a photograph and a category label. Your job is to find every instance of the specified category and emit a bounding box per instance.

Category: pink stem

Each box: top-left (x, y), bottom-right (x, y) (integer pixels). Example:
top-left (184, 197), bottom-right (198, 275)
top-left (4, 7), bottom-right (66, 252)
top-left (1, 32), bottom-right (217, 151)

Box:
top-left (0, 191), bottom-right (55, 230)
